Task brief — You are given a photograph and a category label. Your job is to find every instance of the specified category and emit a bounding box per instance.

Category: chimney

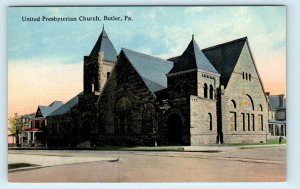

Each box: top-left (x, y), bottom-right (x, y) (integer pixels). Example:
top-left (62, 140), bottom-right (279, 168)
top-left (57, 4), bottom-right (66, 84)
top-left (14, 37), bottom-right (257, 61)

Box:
top-left (279, 94), bottom-right (284, 107)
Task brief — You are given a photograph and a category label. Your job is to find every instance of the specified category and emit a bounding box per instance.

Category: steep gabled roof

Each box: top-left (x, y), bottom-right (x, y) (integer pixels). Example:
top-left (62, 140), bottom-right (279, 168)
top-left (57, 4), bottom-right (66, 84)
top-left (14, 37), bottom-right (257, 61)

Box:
top-left (202, 37), bottom-right (247, 87)
top-left (37, 101), bottom-right (63, 118)
top-left (121, 48), bottom-right (173, 94)
top-left (169, 37), bottom-right (219, 74)
top-left (48, 94), bottom-right (81, 117)
top-left (89, 28), bottom-right (118, 62)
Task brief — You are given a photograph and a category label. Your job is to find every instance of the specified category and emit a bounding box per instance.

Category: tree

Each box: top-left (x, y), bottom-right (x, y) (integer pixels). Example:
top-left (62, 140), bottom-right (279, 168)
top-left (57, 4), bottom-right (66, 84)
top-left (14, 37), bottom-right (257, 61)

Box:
top-left (8, 113), bottom-right (23, 146)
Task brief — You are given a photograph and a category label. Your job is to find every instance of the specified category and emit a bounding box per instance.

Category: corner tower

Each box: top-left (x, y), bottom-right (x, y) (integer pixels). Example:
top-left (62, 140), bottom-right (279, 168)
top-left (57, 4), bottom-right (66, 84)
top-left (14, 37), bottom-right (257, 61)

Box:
top-left (167, 35), bottom-right (220, 99)
top-left (83, 27), bottom-right (117, 94)
top-left (166, 36), bottom-right (221, 145)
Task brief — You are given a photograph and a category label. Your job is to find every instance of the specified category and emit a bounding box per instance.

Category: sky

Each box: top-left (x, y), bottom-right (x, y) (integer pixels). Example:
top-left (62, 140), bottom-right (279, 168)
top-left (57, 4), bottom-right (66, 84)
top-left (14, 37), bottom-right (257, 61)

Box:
top-left (8, 6), bottom-right (286, 117)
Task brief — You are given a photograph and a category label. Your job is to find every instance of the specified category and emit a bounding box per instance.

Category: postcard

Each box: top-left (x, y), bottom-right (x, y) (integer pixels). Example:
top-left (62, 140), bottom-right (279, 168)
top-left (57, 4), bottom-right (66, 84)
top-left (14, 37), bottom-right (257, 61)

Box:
top-left (7, 6), bottom-right (286, 182)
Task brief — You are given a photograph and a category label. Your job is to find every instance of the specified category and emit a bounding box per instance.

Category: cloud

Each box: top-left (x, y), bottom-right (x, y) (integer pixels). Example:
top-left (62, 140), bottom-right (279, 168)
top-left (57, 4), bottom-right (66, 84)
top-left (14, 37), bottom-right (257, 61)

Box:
top-left (47, 7), bottom-right (63, 17)
top-left (77, 32), bottom-right (93, 42)
top-left (155, 26), bottom-right (193, 59)
top-left (184, 7), bottom-right (207, 15)
top-left (7, 6), bottom-right (286, 116)
top-left (136, 47), bottom-right (153, 55)
top-left (142, 11), bottom-right (156, 20)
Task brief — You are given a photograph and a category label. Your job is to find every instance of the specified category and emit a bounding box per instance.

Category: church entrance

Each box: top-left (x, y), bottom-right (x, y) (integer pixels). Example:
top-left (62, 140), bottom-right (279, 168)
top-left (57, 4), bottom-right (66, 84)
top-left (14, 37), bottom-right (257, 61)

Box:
top-left (81, 120), bottom-right (91, 141)
top-left (167, 113), bottom-right (183, 145)
top-left (78, 120), bottom-right (91, 147)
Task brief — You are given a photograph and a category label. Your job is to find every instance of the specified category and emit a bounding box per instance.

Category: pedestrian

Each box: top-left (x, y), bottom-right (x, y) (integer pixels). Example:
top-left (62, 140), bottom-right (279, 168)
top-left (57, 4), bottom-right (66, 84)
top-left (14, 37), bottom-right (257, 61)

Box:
top-left (279, 136), bottom-right (283, 144)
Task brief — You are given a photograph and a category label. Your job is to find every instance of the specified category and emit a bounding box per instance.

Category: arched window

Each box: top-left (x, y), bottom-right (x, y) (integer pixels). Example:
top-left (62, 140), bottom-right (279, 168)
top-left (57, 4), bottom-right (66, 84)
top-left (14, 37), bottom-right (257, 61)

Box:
top-left (240, 95), bottom-right (255, 131)
top-left (114, 97), bottom-right (133, 133)
top-left (249, 74), bottom-right (251, 81)
top-left (230, 100), bottom-right (237, 131)
top-left (252, 114), bottom-right (255, 131)
top-left (208, 113), bottom-right (212, 131)
top-left (204, 83), bottom-right (208, 98)
top-left (209, 85), bottom-right (214, 99)
top-left (242, 72), bottom-right (245, 79)
top-left (245, 73), bottom-right (248, 80)
top-left (107, 72), bottom-right (110, 79)
top-left (259, 115), bottom-right (263, 131)
top-left (241, 113), bottom-right (245, 131)
top-left (240, 94), bottom-right (254, 111)
top-left (142, 103), bottom-right (155, 133)
top-left (259, 104), bottom-right (263, 111)
top-left (91, 83), bottom-right (94, 92)
top-left (230, 112), bottom-right (237, 131)
top-left (91, 77), bottom-right (95, 92)
top-left (231, 100), bottom-right (236, 109)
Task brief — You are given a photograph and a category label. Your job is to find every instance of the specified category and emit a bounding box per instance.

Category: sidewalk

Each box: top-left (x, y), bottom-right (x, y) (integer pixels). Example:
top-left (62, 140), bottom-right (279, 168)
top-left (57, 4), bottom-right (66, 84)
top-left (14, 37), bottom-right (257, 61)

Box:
top-left (8, 153), bottom-right (119, 173)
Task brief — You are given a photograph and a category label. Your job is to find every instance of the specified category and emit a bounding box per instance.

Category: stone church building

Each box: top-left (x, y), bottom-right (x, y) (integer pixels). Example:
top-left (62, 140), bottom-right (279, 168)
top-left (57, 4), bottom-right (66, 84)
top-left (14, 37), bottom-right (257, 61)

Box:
top-left (47, 28), bottom-right (268, 147)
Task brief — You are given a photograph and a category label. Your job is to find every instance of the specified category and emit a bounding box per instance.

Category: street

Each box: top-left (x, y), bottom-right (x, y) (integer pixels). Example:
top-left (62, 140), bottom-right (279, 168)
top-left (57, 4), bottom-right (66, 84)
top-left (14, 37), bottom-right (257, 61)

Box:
top-left (8, 146), bottom-right (286, 182)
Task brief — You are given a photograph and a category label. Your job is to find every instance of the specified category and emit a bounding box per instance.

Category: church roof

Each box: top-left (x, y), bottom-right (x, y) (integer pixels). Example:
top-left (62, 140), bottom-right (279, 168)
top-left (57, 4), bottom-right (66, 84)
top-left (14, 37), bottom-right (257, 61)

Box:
top-left (37, 101), bottom-right (63, 118)
top-left (121, 48), bottom-right (173, 94)
top-left (48, 95), bottom-right (80, 117)
top-left (89, 28), bottom-right (118, 62)
top-left (202, 37), bottom-right (247, 87)
top-left (169, 37), bottom-right (219, 74)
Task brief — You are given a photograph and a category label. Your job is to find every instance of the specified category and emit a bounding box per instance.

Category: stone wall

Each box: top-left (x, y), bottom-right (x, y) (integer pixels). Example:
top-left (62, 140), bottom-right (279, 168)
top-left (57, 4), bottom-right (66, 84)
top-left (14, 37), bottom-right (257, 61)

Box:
top-left (221, 42), bottom-right (268, 143)
top-left (97, 54), bottom-right (158, 146)
top-left (167, 70), bottom-right (198, 98)
top-left (84, 52), bottom-right (114, 94)
top-left (158, 98), bottom-right (190, 145)
top-left (190, 95), bottom-right (218, 145)
top-left (47, 115), bottom-right (74, 147)
top-left (197, 70), bottom-right (220, 99)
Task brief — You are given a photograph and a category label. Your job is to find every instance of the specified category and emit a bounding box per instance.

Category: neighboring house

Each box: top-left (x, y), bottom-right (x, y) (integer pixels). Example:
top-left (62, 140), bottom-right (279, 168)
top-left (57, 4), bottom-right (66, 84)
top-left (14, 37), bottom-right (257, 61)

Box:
top-left (24, 101), bottom-right (63, 146)
top-left (267, 94), bottom-right (286, 139)
top-left (8, 113), bottom-right (34, 146)
top-left (18, 113), bottom-right (35, 145)
top-left (8, 134), bottom-right (16, 147)
top-left (47, 28), bottom-right (268, 147)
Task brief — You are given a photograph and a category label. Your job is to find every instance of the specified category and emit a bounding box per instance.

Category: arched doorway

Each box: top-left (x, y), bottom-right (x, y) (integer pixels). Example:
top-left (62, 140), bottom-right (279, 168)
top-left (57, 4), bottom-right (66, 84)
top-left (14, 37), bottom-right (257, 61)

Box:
top-left (81, 120), bottom-right (91, 141)
top-left (167, 113), bottom-right (183, 145)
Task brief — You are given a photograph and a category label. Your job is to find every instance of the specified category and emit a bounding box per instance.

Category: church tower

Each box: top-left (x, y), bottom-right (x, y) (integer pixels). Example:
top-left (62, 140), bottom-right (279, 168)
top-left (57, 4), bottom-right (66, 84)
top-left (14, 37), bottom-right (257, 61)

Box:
top-left (83, 26), bottom-right (118, 94)
top-left (167, 35), bottom-right (220, 99)
top-left (166, 36), bottom-right (221, 145)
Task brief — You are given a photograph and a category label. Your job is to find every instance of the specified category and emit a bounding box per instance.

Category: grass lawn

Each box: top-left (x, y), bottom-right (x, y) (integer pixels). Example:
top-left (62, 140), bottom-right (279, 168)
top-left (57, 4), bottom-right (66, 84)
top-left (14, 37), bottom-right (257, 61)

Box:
top-left (8, 163), bottom-right (39, 170)
top-left (203, 138), bottom-right (286, 147)
top-left (93, 146), bottom-right (185, 151)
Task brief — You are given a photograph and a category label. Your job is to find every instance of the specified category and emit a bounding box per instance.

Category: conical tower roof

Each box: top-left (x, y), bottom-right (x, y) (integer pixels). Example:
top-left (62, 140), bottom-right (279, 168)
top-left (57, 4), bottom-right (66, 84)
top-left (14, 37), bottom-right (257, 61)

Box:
top-left (89, 27), bottom-right (118, 62)
top-left (169, 36), bottom-right (219, 74)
